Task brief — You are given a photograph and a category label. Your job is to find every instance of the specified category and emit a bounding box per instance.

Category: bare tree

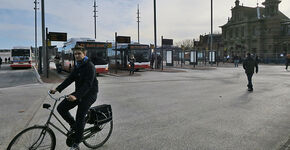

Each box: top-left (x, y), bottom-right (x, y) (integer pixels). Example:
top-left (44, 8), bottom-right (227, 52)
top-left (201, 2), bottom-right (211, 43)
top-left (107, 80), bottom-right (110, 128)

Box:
top-left (175, 39), bottom-right (195, 50)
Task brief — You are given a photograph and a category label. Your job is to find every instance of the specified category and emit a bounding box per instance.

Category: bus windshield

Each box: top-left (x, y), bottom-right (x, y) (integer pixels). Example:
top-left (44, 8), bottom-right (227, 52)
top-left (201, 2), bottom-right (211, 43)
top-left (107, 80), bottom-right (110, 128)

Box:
top-left (87, 49), bottom-right (107, 65)
top-left (12, 49), bottom-right (30, 57)
top-left (131, 49), bottom-right (149, 62)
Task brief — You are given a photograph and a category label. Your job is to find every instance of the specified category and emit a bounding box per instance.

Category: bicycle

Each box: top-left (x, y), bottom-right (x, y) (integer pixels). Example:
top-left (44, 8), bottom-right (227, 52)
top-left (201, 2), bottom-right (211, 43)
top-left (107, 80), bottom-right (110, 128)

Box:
top-left (7, 91), bottom-right (113, 150)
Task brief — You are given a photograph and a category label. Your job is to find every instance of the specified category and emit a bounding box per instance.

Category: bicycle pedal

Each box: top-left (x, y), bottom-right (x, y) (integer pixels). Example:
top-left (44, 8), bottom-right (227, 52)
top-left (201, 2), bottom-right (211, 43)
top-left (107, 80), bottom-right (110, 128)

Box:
top-left (94, 126), bottom-right (102, 132)
top-left (66, 136), bottom-right (75, 147)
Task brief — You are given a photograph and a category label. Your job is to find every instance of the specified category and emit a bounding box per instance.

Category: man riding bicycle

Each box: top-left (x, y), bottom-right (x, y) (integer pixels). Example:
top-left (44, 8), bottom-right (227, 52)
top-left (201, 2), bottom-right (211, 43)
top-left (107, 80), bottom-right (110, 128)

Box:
top-left (50, 46), bottom-right (98, 150)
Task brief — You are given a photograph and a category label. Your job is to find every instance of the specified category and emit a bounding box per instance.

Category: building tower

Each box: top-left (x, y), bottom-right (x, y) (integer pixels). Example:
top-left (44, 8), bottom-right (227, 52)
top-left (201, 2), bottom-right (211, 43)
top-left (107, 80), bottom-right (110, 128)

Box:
top-left (235, 0), bottom-right (240, 7)
top-left (262, 0), bottom-right (281, 16)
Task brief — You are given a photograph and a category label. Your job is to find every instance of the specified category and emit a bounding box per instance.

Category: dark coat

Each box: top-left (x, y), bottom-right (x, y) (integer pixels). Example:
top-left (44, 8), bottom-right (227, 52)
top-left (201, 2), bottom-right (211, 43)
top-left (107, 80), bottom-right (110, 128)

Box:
top-left (243, 56), bottom-right (258, 74)
top-left (56, 59), bottom-right (98, 101)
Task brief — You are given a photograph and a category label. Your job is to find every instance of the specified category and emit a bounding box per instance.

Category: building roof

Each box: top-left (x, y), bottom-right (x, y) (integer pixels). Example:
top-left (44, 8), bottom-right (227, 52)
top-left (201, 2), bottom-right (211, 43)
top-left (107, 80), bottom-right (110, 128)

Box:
top-left (221, 4), bottom-right (289, 28)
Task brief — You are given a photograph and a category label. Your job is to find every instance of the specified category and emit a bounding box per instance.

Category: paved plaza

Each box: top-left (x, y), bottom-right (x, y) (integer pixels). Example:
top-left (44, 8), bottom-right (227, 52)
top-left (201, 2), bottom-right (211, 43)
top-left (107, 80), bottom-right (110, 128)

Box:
top-left (2, 64), bottom-right (290, 149)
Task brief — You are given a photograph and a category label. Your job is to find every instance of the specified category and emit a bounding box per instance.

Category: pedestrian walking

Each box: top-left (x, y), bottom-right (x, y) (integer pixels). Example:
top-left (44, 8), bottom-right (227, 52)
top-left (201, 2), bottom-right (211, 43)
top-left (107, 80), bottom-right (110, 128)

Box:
top-left (50, 46), bottom-right (98, 150)
top-left (0, 57), bottom-right (2, 68)
top-left (8, 57), bottom-right (10, 64)
top-left (243, 53), bottom-right (258, 92)
top-left (285, 54), bottom-right (290, 70)
top-left (233, 55), bottom-right (239, 67)
top-left (129, 55), bottom-right (135, 75)
top-left (5, 58), bottom-right (7, 64)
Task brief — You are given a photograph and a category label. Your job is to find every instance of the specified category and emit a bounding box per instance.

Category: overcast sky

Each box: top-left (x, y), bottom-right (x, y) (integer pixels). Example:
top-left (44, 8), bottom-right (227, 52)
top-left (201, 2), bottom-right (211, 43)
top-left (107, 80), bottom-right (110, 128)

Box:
top-left (0, 0), bottom-right (289, 49)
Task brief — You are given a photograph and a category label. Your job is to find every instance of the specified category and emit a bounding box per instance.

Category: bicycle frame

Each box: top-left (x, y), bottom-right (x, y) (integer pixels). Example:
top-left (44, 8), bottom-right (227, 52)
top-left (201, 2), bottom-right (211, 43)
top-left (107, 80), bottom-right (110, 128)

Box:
top-left (45, 92), bottom-right (69, 136)
top-left (45, 92), bottom-right (97, 140)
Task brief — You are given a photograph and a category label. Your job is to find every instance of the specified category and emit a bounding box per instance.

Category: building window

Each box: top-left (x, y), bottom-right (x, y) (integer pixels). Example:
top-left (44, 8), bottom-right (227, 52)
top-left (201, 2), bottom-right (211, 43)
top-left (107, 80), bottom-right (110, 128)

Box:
top-left (241, 26), bottom-right (244, 37)
top-left (252, 26), bottom-right (256, 36)
top-left (223, 30), bottom-right (227, 39)
top-left (235, 27), bottom-right (239, 37)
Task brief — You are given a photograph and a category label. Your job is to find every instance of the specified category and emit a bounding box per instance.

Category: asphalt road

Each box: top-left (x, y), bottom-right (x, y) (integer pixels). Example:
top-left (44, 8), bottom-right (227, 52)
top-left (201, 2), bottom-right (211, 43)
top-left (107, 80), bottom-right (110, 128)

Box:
top-left (22, 65), bottom-right (290, 150)
top-left (0, 64), bottom-right (51, 149)
top-left (0, 64), bottom-right (39, 88)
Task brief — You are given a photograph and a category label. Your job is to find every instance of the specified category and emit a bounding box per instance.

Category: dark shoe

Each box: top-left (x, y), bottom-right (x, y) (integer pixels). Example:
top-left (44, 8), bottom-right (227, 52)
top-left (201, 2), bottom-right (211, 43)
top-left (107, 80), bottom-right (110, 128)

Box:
top-left (70, 143), bottom-right (80, 150)
top-left (248, 88), bottom-right (253, 92)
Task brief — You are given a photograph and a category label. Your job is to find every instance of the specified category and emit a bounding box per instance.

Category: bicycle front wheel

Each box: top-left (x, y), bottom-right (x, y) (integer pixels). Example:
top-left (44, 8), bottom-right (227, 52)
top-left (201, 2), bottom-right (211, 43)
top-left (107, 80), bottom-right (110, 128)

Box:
top-left (7, 125), bottom-right (56, 150)
top-left (83, 120), bottom-right (113, 149)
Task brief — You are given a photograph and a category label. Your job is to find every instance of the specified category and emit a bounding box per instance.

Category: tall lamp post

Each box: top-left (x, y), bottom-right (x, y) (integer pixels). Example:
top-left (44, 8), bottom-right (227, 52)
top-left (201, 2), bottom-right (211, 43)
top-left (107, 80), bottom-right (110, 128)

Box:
top-left (34, 0), bottom-right (39, 68)
top-left (210, 0), bottom-right (213, 65)
top-left (153, 0), bottom-right (157, 69)
top-left (41, 0), bottom-right (47, 77)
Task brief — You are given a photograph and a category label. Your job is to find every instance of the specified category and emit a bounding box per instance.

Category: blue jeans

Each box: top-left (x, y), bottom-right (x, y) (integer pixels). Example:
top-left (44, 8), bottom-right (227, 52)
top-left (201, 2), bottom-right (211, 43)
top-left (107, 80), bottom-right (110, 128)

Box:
top-left (234, 60), bottom-right (239, 67)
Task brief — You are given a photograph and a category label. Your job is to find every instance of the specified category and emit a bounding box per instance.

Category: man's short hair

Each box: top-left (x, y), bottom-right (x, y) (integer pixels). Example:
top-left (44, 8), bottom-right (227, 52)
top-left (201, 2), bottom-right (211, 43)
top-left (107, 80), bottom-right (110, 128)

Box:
top-left (247, 53), bottom-right (251, 56)
top-left (72, 45), bottom-right (86, 53)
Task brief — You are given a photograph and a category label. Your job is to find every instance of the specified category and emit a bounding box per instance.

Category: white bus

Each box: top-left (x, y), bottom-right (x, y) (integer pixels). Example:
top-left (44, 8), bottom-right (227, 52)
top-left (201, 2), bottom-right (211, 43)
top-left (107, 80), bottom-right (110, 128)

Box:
top-left (60, 38), bottom-right (111, 74)
top-left (10, 47), bottom-right (32, 68)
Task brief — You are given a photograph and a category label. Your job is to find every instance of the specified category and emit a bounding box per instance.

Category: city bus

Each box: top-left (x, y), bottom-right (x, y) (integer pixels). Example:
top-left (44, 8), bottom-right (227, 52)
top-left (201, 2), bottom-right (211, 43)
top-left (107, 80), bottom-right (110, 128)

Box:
top-left (10, 47), bottom-right (32, 68)
top-left (60, 38), bottom-right (111, 74)
top-left (108, 43), bottom-right (150, 70)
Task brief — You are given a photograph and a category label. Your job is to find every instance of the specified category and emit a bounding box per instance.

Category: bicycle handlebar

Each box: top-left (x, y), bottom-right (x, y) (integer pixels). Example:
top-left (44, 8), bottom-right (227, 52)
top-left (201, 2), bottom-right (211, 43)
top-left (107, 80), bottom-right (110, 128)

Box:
top-left (47, 91), bottom-right (67, 101)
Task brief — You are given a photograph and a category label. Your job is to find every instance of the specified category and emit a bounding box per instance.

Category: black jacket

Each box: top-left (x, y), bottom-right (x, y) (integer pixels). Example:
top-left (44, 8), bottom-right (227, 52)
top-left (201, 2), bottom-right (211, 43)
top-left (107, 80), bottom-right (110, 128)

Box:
top-left (243, 56), bottom-right (258, 74)
top-left (56, 59), bottom-right (98, 100)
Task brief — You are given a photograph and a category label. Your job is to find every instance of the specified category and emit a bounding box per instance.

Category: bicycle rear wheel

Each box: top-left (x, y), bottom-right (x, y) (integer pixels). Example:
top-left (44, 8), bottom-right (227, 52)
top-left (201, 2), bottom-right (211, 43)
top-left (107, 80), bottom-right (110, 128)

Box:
top-left (7, 125), bottom-right (56, 150)
top-left (83, 120), bottom-right (113, 149)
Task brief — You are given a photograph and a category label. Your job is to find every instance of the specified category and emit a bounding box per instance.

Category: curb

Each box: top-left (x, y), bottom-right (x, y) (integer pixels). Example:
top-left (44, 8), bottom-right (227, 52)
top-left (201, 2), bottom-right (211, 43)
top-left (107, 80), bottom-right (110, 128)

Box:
top-left (32, 65), bottom-right (43, 84)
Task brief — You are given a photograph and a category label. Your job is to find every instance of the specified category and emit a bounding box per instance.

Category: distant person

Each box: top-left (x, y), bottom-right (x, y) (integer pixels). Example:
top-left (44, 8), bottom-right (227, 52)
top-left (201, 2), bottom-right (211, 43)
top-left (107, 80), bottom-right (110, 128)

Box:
top-left (285, 54), bottom-right (290, 70)
top-left (54, 55), bottom-right (61, 73)
top-left (255, 55), bottom-right (260, 64)
top-left (233, 55), bottom-right (239, 67)
top-left (129, 55), bottom-right (135, 75)
top-left (5, 57), bottom-right (7, 64)
top-left (8, 57), bottom-right (10, 64)
top-left (157, 55), bottom-right (162, 69)
top-left (0, 57), bottom-right (2, 68)
top-left (243, 53), bottom-right (258, 92)
top-left (150, 54), bottom-right (155, 69)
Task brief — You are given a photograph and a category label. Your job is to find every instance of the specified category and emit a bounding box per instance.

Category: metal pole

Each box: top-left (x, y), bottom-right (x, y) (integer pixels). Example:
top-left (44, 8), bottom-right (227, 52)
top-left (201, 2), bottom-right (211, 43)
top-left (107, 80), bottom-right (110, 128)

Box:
top-left (45, 27), bottom-right (48, 78)
top-left (154, 0), bottom-right (157, 69)
top-left (41, 0), bottom-right (46, 77)
top-left (115, 32), bottom-right (117, 74)
top-left (210, 0), bottom-right (213, 66)
top-left (34, 0), bottom-right (38, 68)
top-left (137, 4), bottom-right (140, 44)
top-left (161, 36), bottom-right (163, 70)
top-left (93, 0), bottom-right (97, 39)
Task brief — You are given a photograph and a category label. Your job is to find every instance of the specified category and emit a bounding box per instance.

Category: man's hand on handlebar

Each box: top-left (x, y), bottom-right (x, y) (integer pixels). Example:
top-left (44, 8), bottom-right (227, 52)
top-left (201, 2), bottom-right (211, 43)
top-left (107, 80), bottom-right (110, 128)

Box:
top-left (67, 95), bottom-right (77, 101)
top-left (49, 89), bottom-right (57, 94)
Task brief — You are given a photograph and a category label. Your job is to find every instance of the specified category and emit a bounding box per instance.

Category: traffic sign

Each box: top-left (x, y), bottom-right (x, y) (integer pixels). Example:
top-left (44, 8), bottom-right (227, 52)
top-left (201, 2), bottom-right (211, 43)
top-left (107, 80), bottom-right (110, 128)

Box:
top-left (116, 36), bottom-right (131, 43)
top-left (47, 32), bottom-right (67, 41)
top-left (162, 39), bottom-right (173, 46)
